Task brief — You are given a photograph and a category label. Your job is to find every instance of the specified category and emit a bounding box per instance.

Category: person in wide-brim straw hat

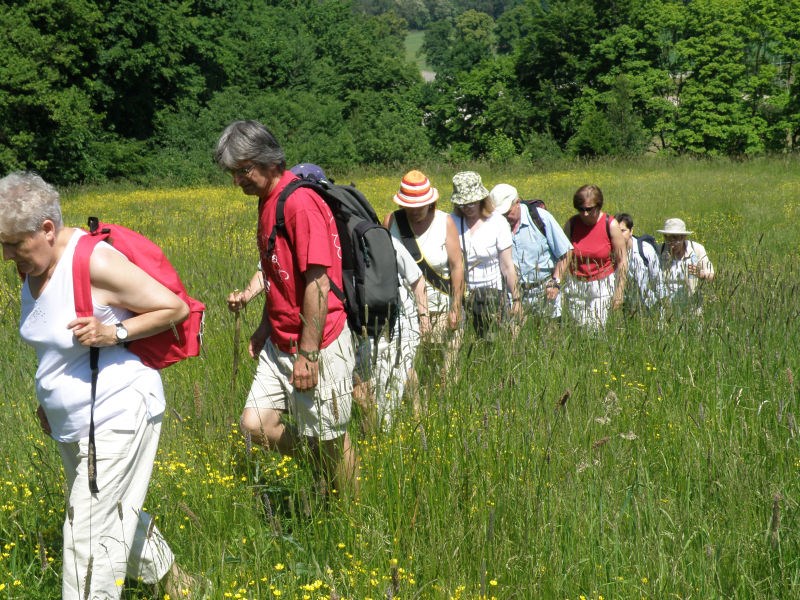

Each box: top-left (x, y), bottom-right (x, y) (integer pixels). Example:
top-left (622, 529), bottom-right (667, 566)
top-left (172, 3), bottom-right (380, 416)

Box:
top-left (658, 217), bottom-right (714, 311)
top-left (657, 217), bottom-right (693, 236)
top-left (384, 170), bottom-right (464, 368)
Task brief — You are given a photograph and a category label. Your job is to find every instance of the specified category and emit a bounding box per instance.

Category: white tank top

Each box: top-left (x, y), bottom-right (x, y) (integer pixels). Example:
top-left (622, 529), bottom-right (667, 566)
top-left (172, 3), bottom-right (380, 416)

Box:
top-left (390, 210), bottom-right (451, 312)
top-left (19, 230), bottom-right (164, 442)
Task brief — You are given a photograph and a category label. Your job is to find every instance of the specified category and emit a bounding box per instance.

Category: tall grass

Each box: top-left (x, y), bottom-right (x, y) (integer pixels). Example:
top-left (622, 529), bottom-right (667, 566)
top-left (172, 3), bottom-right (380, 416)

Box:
top-left (1, 159), bottom-right (799, 598)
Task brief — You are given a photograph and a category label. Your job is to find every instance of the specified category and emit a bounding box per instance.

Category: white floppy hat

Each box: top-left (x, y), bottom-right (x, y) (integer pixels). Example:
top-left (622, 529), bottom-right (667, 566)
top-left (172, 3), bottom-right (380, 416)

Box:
top-left (451, 171), bottom-right (489, 205)
top-left (657, 218), bottom-right (693, 236)
top-left (489, 183), bottom-right (518, 214)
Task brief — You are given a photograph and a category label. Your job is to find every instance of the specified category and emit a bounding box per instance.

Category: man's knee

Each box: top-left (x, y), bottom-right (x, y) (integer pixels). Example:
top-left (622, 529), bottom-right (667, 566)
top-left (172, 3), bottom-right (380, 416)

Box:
top-left (240, 408), bottom-right (283, 446)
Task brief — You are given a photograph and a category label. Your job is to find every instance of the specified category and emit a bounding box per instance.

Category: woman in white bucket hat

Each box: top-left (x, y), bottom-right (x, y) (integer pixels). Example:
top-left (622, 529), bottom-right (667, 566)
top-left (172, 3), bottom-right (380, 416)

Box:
top-left (657, 217), bottom-right (714, 312)
top-left (450, 171), bottom-right (522, 337)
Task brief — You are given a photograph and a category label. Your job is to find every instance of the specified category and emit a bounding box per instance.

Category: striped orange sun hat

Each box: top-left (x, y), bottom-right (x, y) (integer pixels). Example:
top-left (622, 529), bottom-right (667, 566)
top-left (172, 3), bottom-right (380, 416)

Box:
top-left (393, 170), bottom-right (439, 208)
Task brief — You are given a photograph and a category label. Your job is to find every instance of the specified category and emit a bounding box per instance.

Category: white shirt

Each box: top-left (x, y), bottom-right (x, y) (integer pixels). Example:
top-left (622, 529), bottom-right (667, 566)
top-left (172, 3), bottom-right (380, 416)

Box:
top-left (627, 238), bottom-right (664, 308)
top-left (660, 240), bottom-right (714, 300)
top-left (392, 237), bottom-right (422, 322)
top-left (390, 209), bottom-right (451, 312)
top-left (452, 211), bottom-right (513, 290)
top-left (19, 230), bottom-right (164, 442)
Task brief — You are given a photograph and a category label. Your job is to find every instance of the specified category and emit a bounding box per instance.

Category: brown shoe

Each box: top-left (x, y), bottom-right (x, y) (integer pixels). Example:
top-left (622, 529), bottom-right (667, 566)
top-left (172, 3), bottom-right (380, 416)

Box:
top-left (162, 562), bottom-right (209, 599)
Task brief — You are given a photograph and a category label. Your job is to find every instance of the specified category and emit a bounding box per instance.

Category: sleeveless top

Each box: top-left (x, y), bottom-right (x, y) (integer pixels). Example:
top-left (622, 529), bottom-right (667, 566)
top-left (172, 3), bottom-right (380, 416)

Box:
top-left (390, 209), bottom-right (451, 312)
top-left (19, 230), bottom-right (164, 443)
top-left (569, 214), bottom-right (615, 281)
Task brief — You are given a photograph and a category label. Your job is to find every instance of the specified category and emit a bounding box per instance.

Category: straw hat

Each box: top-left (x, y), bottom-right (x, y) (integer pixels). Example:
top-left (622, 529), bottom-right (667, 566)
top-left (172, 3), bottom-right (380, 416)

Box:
top-left (489, 183), bottom-right (518, 214)
top-left (393, 170), bottom-right (439, 208)
top-left (451, 171), bottom-right (489, 205)
top-left (657, 218), bottom-right (693, 236)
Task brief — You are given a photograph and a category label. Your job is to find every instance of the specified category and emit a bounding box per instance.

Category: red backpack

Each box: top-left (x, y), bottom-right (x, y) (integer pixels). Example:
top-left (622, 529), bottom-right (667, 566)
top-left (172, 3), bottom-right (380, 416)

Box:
top-left (72, 217), bottom-right (205, 369)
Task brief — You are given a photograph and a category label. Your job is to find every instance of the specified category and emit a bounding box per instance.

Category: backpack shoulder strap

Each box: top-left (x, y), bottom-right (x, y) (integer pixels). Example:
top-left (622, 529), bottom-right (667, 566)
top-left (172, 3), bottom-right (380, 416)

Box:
top-left (393, 210), bottom-right (422, 261)
top-left (565, 214), bottom-right (576, 241)
top-left (605, 213), bottom-right (611, 240)
top-left (72, 220), bottom-right (107, 494)
top-left (530, 206), bottom-right (547, 236)
top-left (636, 236), bottom-right (649, 268)
top-left (268, 178), bottom-right (345, 301)
top-left (395, 209), bottom-right (451, 295)
top-left (266, 178), bottom-right (307, 258)
top-left (72, 231), bottom-right (110, 318)
top-left (522, 201), bottom-right (547, 236)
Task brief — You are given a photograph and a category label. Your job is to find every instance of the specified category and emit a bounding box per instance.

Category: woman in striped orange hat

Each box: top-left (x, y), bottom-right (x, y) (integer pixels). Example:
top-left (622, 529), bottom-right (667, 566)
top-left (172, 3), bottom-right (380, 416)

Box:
top-left (384, 171), bottom-right (464, 390)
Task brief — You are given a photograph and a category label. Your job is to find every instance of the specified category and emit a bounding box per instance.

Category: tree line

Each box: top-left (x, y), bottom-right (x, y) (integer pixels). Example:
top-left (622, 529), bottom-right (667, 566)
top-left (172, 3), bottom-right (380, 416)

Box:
top-left (2, 0), bottom-right (799, 185)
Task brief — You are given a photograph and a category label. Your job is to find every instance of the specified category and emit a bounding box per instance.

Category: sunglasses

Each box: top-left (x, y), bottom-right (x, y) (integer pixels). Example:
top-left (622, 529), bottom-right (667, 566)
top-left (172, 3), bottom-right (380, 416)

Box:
top-left (576, 205), bottom-right (599, 214)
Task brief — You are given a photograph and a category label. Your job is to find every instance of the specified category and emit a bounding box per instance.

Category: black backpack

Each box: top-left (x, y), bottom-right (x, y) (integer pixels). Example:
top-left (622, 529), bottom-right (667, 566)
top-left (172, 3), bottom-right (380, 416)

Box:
top-left (636, 234), bottom-right (658, 267)
top-left (268, 179), bottom-right (400, 339)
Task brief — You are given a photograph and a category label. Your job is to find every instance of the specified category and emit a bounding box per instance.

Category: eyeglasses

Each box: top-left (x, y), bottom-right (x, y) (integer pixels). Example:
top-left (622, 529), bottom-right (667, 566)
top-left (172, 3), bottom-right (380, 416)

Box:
top-left (462, 201), bottom-right (480, 209)
top-left (230, 164), bottom-right (256, 178)
top-left (576, 205), bottom-right (599, 214)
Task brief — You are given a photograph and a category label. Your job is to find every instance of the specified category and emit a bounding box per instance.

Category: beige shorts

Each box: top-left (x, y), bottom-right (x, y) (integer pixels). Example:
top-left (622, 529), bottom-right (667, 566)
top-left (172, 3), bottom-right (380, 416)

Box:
top-left (245, 326), bottom-right (354, 440)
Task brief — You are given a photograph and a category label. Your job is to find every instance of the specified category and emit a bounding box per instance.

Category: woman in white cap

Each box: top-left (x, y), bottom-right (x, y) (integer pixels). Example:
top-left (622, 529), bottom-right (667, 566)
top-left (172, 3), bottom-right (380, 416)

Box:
top-left (658, 217), bottom-right (714, 311)
top-left (384, 170), bottom-right (464, 340)
top-left (450, 171), bottom-right (521, 337)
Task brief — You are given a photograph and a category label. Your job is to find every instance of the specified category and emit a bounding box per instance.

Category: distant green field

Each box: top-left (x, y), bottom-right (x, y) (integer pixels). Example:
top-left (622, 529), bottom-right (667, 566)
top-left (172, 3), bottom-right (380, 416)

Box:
top-left (2, 158), bottom-right (799, 598)
top-left (405, 29), bottom-right (430, 71)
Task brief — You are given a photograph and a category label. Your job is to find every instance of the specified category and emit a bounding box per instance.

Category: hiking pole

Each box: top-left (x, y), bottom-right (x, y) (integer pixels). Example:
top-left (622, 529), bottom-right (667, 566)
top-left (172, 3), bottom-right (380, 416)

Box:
top-left (231, 289), bottom-right (242, 393)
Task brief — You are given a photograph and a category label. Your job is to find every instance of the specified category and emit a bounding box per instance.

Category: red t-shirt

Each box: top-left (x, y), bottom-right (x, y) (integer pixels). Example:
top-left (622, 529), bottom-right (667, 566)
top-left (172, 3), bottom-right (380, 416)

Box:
top-left (569, 213), bottom-right (615, 281)
top-left (257, 171), bottom-right (347, 352)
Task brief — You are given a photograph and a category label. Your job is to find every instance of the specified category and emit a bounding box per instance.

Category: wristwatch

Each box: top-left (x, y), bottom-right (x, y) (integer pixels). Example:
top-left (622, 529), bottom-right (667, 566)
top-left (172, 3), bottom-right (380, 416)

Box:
top-left (115, 322), bottom-right (129, 343)
top-left (297, 348), bottom-right (320, 362)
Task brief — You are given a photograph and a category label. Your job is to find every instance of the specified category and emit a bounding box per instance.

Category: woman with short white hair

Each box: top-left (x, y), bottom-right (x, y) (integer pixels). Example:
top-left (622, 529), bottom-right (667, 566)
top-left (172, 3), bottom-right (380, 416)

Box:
top-left (0, 172), bottom-right (196, 599)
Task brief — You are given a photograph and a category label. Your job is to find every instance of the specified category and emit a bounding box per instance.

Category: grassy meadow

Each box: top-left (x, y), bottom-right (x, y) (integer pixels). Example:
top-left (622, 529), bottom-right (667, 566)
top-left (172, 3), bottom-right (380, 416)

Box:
top-left (1, 158), bottom-right (799, 599)
top-left (404, 30), bottom-right (430, 72)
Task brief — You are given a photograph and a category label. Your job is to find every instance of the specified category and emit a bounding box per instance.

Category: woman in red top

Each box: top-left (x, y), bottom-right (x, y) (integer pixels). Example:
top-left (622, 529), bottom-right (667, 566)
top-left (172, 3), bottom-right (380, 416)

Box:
top-left (562, 184), bottom-right (627, 329)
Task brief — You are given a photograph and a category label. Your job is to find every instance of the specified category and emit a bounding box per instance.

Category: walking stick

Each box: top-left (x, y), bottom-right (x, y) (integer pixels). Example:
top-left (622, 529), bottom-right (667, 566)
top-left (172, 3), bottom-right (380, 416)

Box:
top-left (231, 289), bottom-right (242, 392)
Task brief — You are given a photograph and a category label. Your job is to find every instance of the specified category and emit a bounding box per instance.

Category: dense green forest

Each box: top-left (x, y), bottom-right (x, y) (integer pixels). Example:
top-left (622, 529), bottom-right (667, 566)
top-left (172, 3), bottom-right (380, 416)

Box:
top-left (2, 0), bottom-right (799, 185)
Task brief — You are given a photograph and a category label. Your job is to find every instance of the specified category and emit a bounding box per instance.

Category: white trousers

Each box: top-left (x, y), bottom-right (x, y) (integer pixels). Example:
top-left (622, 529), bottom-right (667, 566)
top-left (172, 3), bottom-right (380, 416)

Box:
top-left (58, 398), bottom-right (173, 599)
top-left (564, 275), bottom-right (615, 330)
